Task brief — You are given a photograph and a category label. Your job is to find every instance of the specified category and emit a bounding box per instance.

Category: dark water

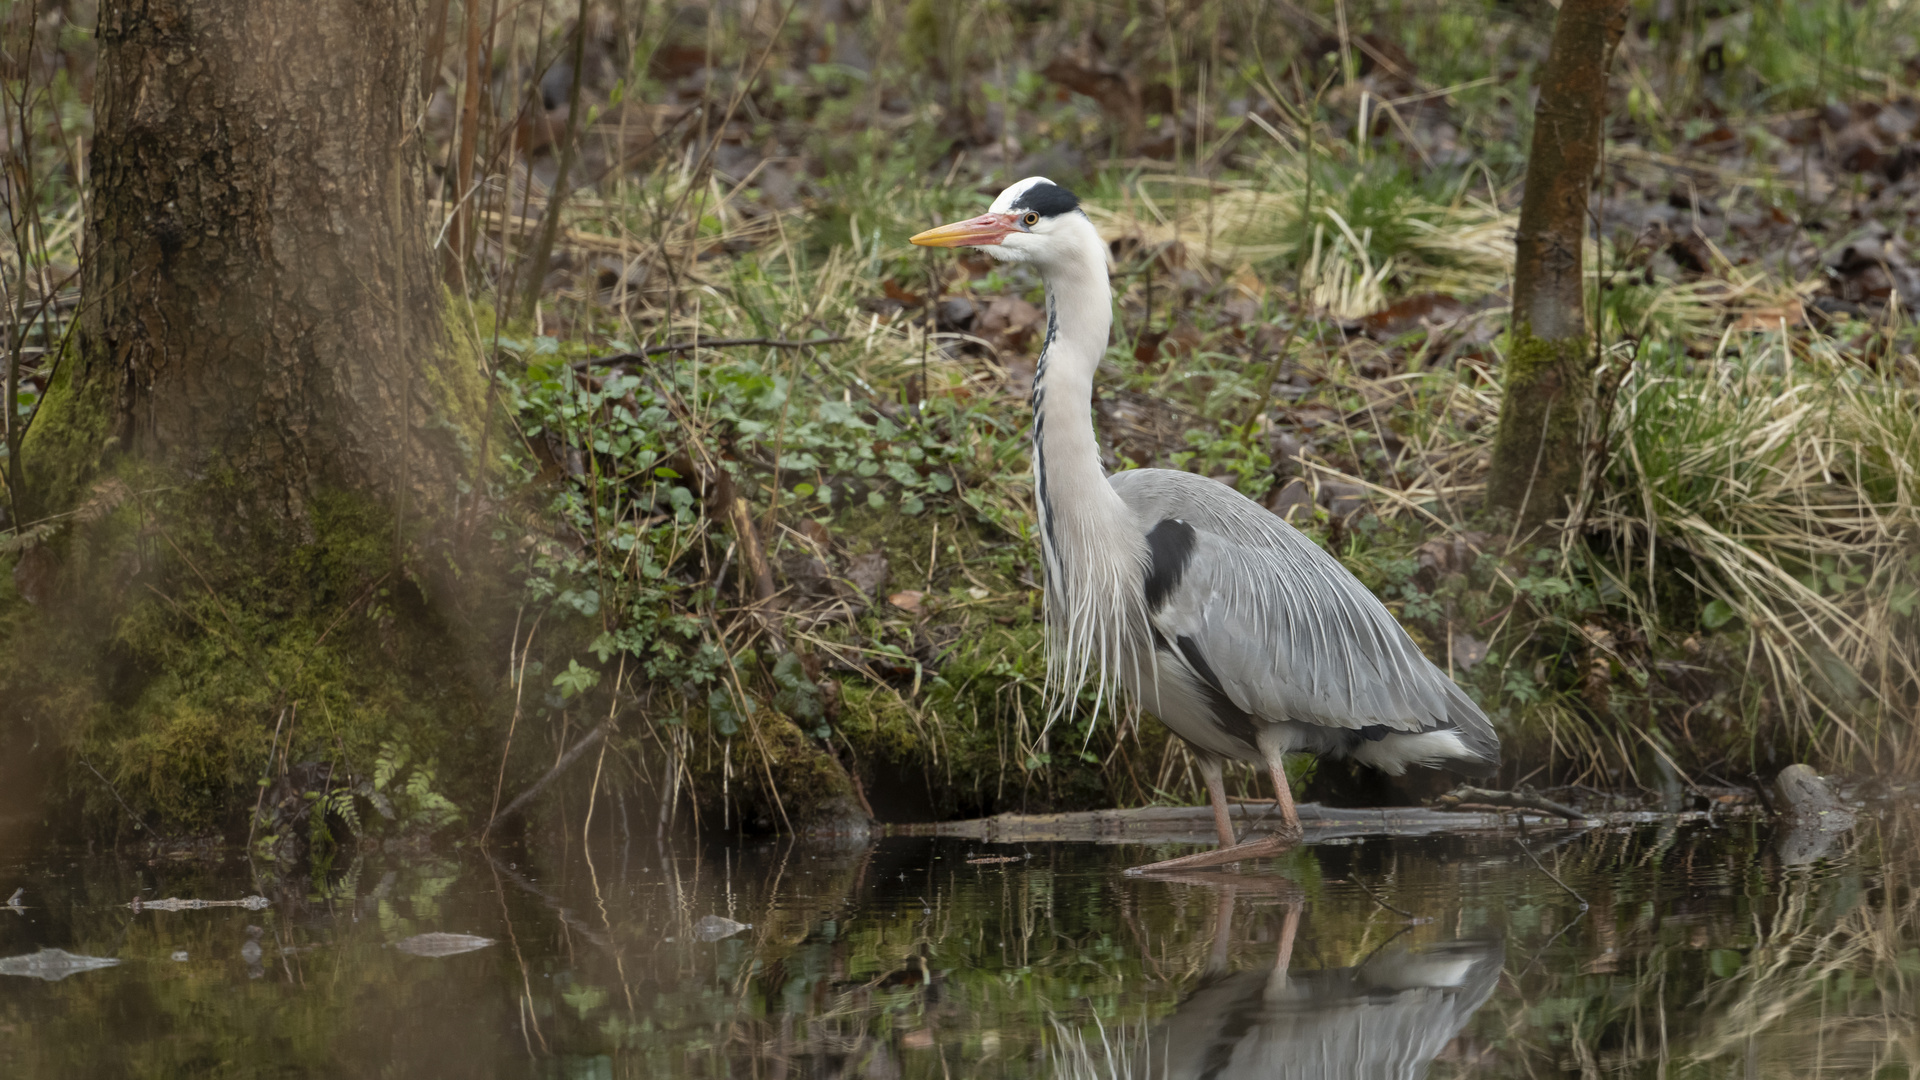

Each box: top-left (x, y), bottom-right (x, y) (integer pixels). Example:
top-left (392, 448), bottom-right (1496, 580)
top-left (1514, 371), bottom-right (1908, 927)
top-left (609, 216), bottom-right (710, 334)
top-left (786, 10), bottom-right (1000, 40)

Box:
top-left (0, 815), bottom-right (1911, 1078)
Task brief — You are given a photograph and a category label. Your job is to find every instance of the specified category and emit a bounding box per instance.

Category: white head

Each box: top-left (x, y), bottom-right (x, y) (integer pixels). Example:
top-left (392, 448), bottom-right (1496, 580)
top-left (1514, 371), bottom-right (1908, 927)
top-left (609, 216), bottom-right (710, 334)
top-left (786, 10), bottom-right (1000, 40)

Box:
top-left (910, 177), bottom-right (1108, 277)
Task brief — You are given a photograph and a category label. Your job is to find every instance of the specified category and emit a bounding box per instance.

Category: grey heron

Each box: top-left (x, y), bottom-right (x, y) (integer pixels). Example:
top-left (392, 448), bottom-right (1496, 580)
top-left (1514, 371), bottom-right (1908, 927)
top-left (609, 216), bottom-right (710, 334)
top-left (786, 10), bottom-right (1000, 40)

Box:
top-left (911, 177), bottom-right (1500, 874)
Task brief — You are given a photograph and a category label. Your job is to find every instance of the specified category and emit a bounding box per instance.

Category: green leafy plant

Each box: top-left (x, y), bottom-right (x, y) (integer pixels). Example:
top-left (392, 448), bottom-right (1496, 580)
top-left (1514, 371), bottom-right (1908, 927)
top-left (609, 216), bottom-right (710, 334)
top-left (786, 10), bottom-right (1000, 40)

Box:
top-left (370, 741), bottom-right (462, 832)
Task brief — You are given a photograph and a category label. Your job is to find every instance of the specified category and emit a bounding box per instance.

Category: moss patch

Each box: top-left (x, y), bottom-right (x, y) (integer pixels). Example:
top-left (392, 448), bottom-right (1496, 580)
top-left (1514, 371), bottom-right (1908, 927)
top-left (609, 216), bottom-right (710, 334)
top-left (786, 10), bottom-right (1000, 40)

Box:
top-left (0, 480), bottom-right (510, 835)
top-left (680, 706), bottom-right (869, 833)
top-left (1486, 324), bottom-right (1595, 529)
top-left (14, 346), bottom-right (114, 521)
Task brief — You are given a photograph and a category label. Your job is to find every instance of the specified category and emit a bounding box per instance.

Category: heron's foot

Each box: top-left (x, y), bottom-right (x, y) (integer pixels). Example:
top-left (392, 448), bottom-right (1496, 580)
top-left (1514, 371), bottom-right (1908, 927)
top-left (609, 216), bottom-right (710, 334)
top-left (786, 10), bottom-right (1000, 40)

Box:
top-left (1123, 832), bottom-right (1296, 876)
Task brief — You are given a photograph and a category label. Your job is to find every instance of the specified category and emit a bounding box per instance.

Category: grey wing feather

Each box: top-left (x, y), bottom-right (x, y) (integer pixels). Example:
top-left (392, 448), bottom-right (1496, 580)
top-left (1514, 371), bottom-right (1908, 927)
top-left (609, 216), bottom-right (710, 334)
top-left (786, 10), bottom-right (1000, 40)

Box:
top-left (1111, 469), bottom-right (1486, 741)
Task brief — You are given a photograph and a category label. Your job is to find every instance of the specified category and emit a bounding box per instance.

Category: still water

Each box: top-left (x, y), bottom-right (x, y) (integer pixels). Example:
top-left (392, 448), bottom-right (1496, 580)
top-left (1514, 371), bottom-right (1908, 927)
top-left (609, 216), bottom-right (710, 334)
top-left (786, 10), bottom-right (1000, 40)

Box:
top-left (0, 816), bottom-right (1910, 1078)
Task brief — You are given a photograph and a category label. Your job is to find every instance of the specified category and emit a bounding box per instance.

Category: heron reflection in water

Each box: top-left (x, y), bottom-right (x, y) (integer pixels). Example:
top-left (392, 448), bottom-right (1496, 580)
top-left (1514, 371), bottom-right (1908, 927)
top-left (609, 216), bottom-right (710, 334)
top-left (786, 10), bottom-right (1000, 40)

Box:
top-left (1080, 876), bottom-right (1501, 1079)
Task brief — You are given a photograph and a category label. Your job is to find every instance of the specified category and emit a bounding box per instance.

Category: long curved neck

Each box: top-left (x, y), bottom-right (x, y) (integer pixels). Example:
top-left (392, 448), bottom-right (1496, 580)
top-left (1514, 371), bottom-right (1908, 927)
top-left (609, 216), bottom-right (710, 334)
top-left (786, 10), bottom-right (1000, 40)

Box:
top-left (1030, 234), bottom-right (1128, 560)
top-left (1028, 225), bottom-right (1143, 715)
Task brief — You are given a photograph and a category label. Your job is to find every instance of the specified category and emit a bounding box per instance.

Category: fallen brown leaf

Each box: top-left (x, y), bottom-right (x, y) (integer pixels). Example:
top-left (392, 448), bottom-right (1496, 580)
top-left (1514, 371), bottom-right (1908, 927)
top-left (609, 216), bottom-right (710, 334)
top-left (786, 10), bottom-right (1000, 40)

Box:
top-left (1731, 300), bottom-right (1805, 331)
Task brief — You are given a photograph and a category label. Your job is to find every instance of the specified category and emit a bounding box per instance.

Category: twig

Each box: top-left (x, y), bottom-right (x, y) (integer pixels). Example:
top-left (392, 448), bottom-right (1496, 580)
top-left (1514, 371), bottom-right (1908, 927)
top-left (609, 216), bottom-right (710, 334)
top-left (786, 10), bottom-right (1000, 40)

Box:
top-left (449, 0), bottom-right (484, 277)
top-left (1349, 875), bottom-right (1421, 921)
top-left (571, 335), bottom-right (848, 367)
top-left (1235, 65), bottom-right (1336, 432)
top-left (79, 757), bottom-right (149, 835)
top-left (246, 707), bottom-right (289, 852)
top-left (485, 855), bottom-right (550, 1054)
top-left (1438, 785), bottom-right (1585, 820)
top-left (647, 0), bottom-right (801, 324)
top-left (1513, 909), bottom-right (1586, 979)
top-left (520, 0), bottom-right (591, 321)
top-left (311, 570), bottom-right (392, 649)
top-left (490, 612), bottom-right (539, 824)
top-left (1517, 839), bottom-right (1588, 910)
top-left (483, 717), bottom-right (615, 835)
top-left (421, 0), bottom-right (451, 96)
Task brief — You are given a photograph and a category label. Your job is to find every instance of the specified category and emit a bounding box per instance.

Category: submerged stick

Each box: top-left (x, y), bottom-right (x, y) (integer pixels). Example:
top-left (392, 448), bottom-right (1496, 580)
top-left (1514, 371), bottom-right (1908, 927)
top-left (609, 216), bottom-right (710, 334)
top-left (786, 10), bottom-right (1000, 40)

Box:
top-left (1517, 839), bottom-right (1588, 910)
top-left (130, 895), bottom-right (270, 913)
top-left (1349, 875), bottom-right (1423, 922)
top-left (485, 851), bottom-right (619, 956)
top-left (484, 718), bottom-right (615, 836)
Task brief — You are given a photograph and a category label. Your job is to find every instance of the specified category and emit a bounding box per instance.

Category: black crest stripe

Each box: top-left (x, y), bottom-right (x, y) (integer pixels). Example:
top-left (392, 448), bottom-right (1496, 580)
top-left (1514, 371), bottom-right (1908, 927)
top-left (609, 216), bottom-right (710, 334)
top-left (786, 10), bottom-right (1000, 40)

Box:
top-left (1010, 182), bottom-right (1080, 217)
top-left (1143, 518), bottom-right (1197, 613)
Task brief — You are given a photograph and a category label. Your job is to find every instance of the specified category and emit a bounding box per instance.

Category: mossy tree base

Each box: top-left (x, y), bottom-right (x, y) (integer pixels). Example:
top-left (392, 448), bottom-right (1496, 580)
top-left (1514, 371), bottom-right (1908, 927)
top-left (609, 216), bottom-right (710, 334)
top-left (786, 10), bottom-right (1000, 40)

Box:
top-left (680, 711), bottom-right (872, 836)
top-left (0, 480), bottom-right (507, 837)
top-left (1485, 325), bottom-right (1597, 530)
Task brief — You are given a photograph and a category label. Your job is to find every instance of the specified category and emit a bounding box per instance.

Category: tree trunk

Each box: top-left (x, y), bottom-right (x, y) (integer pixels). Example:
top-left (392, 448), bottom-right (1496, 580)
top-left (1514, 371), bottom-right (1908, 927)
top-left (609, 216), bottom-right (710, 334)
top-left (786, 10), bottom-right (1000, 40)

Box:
top-left (1485, 0), bottom-right (1627, 531)
top-left (3, 0), bottom-right (494, 831)
top-left (54, 0), bottom-right (473, 516)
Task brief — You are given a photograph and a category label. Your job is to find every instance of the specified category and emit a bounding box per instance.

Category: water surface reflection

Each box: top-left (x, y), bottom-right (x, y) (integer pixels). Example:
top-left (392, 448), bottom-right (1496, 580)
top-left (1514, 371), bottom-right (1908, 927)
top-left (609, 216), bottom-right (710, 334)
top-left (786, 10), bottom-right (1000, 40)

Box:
top-left (0, 817), bottom-right (1910, 1078)
top-left (1108, 874), bottom-right (1501, 1079)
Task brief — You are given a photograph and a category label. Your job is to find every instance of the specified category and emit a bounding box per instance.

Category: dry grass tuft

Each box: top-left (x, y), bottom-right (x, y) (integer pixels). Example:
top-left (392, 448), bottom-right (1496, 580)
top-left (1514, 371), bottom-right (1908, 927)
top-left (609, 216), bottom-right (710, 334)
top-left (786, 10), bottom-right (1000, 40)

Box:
top-left (1591, 333), bottom-right (1920, 770)
top-left (1085, 154), bottom-right (1516, 319)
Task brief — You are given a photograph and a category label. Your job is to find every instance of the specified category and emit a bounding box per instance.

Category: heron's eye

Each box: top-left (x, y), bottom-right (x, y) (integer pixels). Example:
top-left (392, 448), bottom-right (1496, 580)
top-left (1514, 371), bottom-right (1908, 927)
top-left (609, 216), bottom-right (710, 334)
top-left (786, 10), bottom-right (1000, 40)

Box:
top-left (1022, 211), bottom-right (1040, 227)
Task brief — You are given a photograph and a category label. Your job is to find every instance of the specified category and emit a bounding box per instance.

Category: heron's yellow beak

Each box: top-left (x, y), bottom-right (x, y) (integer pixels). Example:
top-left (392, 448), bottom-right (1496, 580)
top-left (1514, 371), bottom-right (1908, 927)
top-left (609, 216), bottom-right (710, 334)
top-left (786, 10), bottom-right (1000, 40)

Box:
top-left (910, 212), bottom-right (1016, 248)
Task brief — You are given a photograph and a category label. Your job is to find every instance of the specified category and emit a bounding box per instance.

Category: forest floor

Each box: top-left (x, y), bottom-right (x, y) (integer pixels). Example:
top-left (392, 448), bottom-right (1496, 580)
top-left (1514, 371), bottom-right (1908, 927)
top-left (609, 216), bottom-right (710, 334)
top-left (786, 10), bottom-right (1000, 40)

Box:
top-left (3, 0), bottom-right (1919, 838)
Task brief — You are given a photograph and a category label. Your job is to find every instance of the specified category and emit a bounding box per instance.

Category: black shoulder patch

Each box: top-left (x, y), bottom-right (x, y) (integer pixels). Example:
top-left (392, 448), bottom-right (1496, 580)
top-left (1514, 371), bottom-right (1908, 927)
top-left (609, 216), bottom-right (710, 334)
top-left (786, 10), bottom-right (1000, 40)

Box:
top-left (1174, 633), bottom-right (1261, 751)
top-left (1010, 182), bottom-right (1080, 218)
top-left (1143, 518), bottom-right (1197, 613)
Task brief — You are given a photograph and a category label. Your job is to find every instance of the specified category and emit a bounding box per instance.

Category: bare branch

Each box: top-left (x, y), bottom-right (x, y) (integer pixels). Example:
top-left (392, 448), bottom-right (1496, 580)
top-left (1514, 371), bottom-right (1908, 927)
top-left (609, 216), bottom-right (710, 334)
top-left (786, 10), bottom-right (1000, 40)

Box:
top-left (571, 335), bottom-right (849, 368)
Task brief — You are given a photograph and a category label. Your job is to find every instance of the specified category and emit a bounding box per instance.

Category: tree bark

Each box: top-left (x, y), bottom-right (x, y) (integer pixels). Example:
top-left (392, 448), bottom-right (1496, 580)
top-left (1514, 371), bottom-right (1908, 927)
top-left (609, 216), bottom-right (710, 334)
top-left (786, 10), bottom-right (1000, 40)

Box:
top-left (42, 0), bottom-right (474, 519)
top-left (1485, 0), bottom-right (1627, 531)
top-left (3, 0), bottom-right (492, 831)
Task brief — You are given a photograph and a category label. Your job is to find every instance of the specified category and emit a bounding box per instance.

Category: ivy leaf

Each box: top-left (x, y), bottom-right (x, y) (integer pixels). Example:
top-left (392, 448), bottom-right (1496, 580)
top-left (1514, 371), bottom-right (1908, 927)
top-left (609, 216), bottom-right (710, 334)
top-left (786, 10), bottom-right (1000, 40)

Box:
top-left (771, 652), bottom-right (824, 725)
top-left (707, 688), bottom-right (746, 736)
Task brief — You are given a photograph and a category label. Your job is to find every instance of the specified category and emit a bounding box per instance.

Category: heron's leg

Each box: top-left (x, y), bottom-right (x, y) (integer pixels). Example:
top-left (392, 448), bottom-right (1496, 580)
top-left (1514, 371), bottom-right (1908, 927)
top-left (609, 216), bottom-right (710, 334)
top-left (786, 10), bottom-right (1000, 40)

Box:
top-left (1266, 902), bottom-right (1301, 998)
top-left (1127, 758), bottom-right (1298, 873)
top-left (1202, 887), bottom-right (1236, 980)
top-left (1198, 754), bottom-right (1238, 848)
top-left (1263, 749), bottom-right (1304, 841)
